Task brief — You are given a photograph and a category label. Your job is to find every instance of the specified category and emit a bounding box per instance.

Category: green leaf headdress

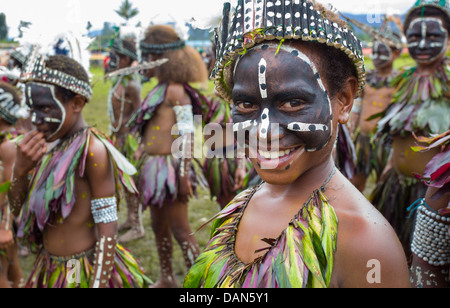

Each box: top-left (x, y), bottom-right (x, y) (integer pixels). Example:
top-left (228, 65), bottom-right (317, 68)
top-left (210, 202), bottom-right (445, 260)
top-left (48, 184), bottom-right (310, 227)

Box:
top-left (211, 0), bottom-right (366, 102)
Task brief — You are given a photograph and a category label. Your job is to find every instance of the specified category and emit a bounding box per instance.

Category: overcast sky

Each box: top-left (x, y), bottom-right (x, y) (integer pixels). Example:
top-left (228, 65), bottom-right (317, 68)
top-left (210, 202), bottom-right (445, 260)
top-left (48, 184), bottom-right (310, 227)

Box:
top-left (1, 0), bottom-right (416, 38)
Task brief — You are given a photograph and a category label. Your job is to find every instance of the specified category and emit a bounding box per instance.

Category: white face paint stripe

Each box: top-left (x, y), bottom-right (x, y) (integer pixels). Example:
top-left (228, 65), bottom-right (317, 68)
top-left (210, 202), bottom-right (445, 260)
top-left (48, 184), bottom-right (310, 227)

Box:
top-left (287, 122), bottom-right (328, 132)
top-left (29, 82), bottom-right (66, 139)
top-left (44, 117), bottom-right (62, 123)
top-left (274, 44), bottom-right (334, 151)
top-left (409, 17), bottom-right (448, 46)
top-left (259, 108), bottom-right (270, 140)
top-left (233, 119), bottom-right (258, 132)
top-left (420, 21), bottom-right (427, 49)
top-left (258, 58), bottom-right (268, 99)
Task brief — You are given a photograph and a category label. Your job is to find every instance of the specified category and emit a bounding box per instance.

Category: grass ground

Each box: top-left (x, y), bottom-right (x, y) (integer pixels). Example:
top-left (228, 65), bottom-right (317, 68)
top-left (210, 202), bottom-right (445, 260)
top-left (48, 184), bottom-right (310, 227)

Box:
top-left (17, 54), bottom-right (416, 286)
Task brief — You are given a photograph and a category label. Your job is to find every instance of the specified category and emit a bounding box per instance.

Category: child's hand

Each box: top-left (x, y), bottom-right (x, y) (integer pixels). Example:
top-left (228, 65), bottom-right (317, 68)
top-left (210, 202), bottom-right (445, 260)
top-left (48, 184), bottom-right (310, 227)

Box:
top-left (233, 167), bottom-right (246, 192)
top-left (0, 230), bottom-right (14, 250)
top-left (14, 131), bottom-right (47, 177)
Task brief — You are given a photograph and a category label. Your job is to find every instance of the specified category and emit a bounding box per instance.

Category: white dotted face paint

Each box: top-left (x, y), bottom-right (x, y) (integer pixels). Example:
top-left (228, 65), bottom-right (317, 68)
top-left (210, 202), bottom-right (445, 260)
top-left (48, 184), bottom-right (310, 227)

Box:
top-left (280, 45), bottom-right (333, 152)
top-left (232, 43), bottom-right (335, 166)
top-left (258, 58), bottom-right (268, 99)
top-left (233, 119), bottom-right (258, 132)
top-left (259, 108), bottom-right (270, 140)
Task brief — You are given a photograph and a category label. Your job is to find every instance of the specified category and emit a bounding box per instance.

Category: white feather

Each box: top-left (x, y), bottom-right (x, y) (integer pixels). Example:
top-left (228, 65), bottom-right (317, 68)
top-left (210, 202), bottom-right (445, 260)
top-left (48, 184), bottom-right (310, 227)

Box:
top-left (18, 26), bottom-right (93, 79)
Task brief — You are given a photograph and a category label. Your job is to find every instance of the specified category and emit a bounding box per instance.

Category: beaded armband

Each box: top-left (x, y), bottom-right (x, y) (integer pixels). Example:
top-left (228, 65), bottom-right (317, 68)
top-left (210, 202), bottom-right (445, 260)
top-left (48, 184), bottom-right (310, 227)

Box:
top-left (92, 235), bottom-right (117, 288)
top-left (411, 199), bottom-right (450, 267)
top-left (173, 105), bottom-right (194, 177)
top-left (91, 197), bottom-right (118, 224)
top-left (173, 105), bottom-right (194, 135)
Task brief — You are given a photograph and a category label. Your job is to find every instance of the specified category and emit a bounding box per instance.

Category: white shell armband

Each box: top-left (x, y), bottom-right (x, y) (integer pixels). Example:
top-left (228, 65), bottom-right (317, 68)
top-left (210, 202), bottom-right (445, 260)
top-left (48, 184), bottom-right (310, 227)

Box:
top-left (411, 200), bottom-right (450, 267)
top-left (173, 105), bottom-right (194, 135)
top-left (91, 197), bottom-right (118, 224)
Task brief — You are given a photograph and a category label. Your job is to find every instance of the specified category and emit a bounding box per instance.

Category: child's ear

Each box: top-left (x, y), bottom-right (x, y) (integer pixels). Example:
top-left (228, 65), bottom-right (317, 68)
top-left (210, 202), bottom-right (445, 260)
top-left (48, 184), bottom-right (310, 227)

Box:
top-left (71, 95), bottom-right (86, 113)
top-left (335, 76), bottom-right (358, 125)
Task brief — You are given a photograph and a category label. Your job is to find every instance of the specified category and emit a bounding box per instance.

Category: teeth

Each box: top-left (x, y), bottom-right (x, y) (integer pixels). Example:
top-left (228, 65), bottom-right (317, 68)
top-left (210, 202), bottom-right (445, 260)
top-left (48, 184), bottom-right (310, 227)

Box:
top-left (258, 148), bottom-right (295, 159)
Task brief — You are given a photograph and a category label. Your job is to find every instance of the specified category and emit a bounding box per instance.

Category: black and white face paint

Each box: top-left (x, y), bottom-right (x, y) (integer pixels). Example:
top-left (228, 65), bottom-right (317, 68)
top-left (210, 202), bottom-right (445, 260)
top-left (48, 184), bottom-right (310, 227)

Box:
top-left (25, 83), bottom-right (66, 140)
top-left (278, 45), bottom-right (333, 152)
top-left (371, 41), bottom-right (392, 68)
top-left (232, 43), bottom-right (334, 165)
top-left (407, 17), bottom-right (448, 63)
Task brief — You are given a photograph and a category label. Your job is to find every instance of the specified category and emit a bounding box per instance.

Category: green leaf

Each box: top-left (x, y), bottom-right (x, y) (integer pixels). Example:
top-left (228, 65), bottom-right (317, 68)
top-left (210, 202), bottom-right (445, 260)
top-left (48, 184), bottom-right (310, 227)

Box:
top-left (0, 181), bottom-right (10, 194)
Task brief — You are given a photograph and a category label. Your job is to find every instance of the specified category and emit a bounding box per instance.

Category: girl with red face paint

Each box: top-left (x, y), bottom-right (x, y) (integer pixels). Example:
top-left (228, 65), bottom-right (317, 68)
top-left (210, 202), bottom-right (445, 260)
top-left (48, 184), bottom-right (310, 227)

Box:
top-left (371, 1), bottom-right (450, 274)
top-left (184, 0), bottom-right (410, 288)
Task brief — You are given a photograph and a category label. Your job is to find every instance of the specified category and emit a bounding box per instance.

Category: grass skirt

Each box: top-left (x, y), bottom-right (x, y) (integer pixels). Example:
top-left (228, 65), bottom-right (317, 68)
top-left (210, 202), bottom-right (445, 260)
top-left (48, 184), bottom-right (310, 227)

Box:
top-left (354, 132), bottom-right (390, 178)
top-left (25, 244), bottom-right (152, 288)
top-left (137, 154), bottom-right (199, 209)
top-left (370, 168), bottom-right (427, 256)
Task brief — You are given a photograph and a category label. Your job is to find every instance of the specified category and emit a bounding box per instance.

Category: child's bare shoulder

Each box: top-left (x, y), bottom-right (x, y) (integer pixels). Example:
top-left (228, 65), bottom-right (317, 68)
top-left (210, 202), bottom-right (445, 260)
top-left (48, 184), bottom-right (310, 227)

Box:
top-left (85, 133), bottom-right (111, 171)
top-left (328, 173), bottom-right (410, 287)
top-left (167, 83), bottom-right (190, 106)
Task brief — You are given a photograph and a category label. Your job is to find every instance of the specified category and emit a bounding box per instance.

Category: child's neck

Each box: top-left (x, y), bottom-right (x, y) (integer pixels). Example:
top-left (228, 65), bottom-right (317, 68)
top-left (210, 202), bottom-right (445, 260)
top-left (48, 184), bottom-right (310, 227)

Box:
top-left (60, 117), bottom-right (88, 141)
top-left (376, 65), bottom-right (394, 77)
top-left (416, 57), bottom-right (445, 75)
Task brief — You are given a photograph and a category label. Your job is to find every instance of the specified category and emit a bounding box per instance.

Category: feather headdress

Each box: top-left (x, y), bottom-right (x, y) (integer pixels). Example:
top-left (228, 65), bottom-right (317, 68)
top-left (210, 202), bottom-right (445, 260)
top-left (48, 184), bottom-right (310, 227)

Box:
top-left (18, 25), bottom-right (93, 79)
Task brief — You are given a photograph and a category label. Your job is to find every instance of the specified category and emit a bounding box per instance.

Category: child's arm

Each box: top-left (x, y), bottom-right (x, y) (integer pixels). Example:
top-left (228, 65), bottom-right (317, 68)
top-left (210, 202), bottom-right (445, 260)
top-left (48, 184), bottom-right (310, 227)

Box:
top-left (169, 85), bottom-right (194, 203)
top-left (8, 131), bottom-right (47, 216)
top-left (85, 136), bottom-right (118, 288)
top-left (0, 140), bottom-right (16, 249)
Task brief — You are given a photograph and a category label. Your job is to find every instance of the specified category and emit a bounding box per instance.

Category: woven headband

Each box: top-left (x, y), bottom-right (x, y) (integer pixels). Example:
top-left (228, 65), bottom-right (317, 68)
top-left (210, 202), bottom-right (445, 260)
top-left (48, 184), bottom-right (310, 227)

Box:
top-left (212, 0), bottom-right (366, 102)
top-left (20, 46), bottom-right (93, 101)
top-left (139, 40), bottom-right (186, 54)
top-left (111, 38), bottom-right (138, 61)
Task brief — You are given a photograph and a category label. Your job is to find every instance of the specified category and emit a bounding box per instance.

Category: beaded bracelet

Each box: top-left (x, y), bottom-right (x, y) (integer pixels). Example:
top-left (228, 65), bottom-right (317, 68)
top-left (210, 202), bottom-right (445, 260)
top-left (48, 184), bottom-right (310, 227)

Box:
top-left (91, 197), bottom-right (118, 224)
top-left (411, 199), bottom-right (450, 267)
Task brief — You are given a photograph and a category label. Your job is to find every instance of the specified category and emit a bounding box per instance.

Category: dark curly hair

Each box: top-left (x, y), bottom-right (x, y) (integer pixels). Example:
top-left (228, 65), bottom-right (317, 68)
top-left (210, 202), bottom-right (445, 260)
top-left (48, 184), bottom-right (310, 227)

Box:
top-left (142, 25), bottom-right (208, 84)
top-left (45, 55), bottom-right (90, 102)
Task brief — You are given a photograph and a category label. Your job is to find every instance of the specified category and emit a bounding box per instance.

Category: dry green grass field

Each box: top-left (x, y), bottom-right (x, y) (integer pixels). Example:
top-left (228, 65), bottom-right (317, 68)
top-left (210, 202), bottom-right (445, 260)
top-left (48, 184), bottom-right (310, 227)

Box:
top-left (17, 54), bottom-right (417, 286)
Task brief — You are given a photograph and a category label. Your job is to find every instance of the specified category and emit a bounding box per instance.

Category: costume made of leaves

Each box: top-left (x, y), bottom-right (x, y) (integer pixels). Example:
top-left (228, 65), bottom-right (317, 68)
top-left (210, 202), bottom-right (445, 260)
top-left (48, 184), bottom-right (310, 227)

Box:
top-left (412, 130), bottom-right (450, 203)
top-left (184, 177), bottom-right (338, 288)
top-left (17, 127), bottom-right (137, 247)
top-left (375, 59), bottom-right (450, 138)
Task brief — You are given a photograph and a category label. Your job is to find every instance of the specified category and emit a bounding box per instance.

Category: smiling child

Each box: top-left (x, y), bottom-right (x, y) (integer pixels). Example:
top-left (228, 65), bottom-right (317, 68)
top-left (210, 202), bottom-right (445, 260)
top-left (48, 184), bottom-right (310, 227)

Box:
top-left (184, 0), bottom-right (411, 288)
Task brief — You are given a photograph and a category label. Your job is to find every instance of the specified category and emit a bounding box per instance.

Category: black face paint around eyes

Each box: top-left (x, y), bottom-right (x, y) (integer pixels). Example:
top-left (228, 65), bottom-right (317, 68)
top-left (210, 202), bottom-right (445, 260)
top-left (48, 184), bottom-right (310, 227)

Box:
top-left (371, 42), bottom-right (392, 65)
top-left (27, 83), bottom-right (66, 139)
top-left (232, 44), bottom-right (334, 154)
top-left (407, 17), bottom-right (448, 63)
